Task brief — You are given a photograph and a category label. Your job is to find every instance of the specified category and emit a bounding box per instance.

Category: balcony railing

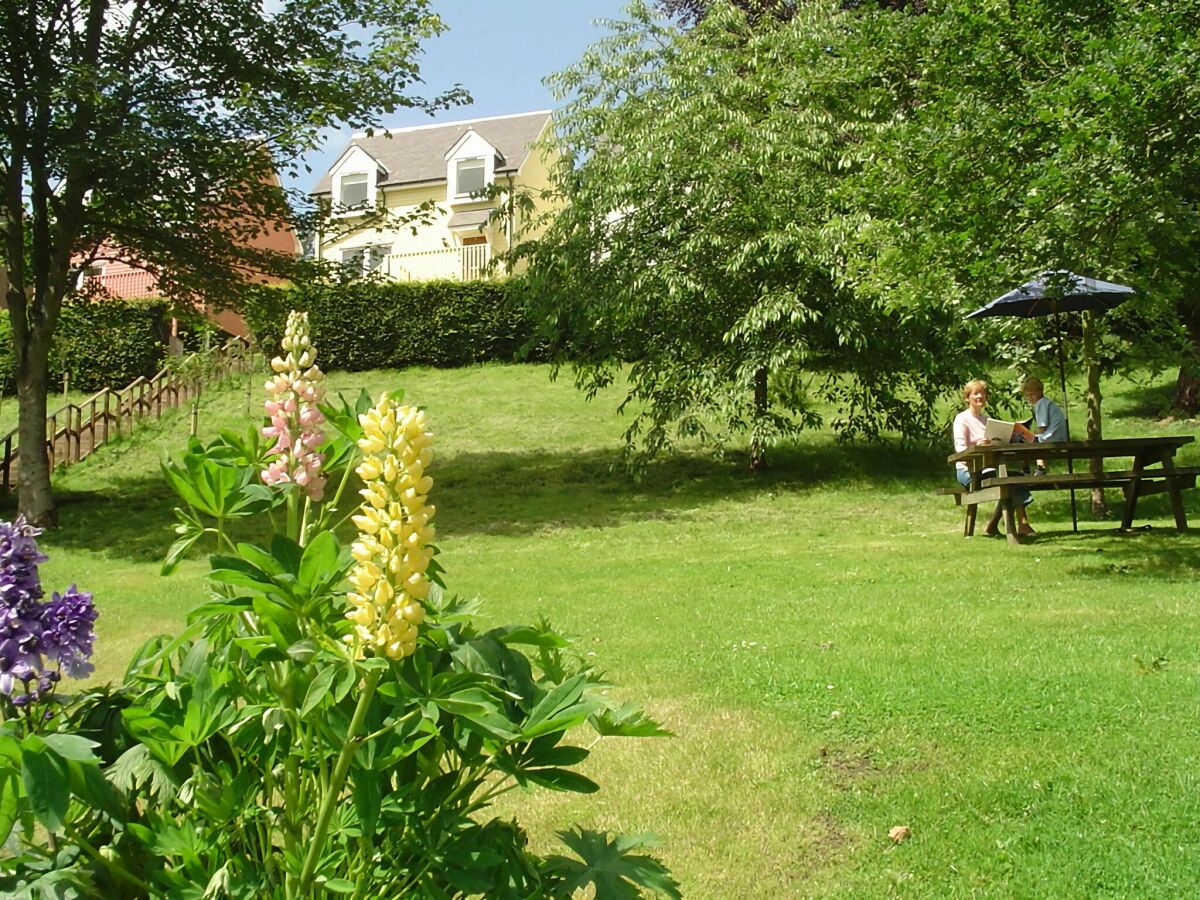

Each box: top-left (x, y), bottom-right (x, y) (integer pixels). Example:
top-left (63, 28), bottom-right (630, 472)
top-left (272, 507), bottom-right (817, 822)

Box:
top-left (383, 245), bottom-right (494, 282)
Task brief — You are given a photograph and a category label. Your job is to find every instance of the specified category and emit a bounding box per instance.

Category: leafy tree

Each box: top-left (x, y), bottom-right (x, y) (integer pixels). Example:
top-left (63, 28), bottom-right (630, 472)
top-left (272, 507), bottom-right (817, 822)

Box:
top-left (656, 0), bottom-right (924, 27)
top-left (515, 1), bottom-right (965, 470)
top-left (0, 0), bottom-right (463, 525)
top-left (830, 0), bottom-right (1200, 508)
top-left (656, 0), bottom-right (798, 26)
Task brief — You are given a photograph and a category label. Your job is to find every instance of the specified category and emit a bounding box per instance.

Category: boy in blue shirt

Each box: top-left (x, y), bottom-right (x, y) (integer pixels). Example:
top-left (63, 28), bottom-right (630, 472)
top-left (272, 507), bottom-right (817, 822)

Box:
top-left (1022, 377), bottom-right (1067, 475)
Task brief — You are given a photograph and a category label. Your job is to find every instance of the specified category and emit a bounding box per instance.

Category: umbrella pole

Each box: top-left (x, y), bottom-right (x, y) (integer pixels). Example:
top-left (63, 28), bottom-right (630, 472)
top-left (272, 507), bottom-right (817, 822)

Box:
top-left (1055, 317), bottom-right (1079, 532)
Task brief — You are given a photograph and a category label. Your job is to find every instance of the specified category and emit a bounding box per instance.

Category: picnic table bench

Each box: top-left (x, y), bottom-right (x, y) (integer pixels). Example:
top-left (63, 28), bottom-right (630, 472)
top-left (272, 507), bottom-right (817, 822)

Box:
top-left (945, 436), bottom-right (1198, 544)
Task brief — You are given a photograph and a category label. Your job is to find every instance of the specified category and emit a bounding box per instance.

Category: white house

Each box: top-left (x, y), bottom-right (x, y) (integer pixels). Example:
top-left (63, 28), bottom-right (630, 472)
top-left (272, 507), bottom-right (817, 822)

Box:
top-left (310, 110), bottom-right (556, 281)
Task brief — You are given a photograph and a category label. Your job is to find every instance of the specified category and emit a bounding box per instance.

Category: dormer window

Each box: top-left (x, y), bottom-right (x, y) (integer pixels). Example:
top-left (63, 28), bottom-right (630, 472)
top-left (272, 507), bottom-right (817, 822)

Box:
top-left (339, 173), bottom-right (370, 208)
top-left (455, 158), bottom-right (486, 197)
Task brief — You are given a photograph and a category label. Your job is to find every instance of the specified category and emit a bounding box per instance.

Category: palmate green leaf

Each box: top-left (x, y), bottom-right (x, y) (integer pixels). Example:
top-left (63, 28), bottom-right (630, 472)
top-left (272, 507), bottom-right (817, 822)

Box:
top-left (121, 709), bottom-right (187, 766)
top-left (40, 734), bottom-right (100, 763)
top-left (298, 530), bottom-right (349, 595)
top-left (0, 765), bottom-right (19, 845)
top-left (450, 635), bottom-right (538, 708)
top-left (300, 665), bottom-right (339, 716)
top-left (67, 758), bottom-right (126, 822)
top-left (21, 746), bottom-right (69, 834)
top-left (521, 673), bottom-right (598, 740)
top-left (106, 744), bottom-right (181, 801)
top-left (217, 425), bottom-right (272, 468)
top-left (162, 526), bottom-right (205, 576)
top-left (523, 767), bottom-right (599, 794)
top-left (545, 828), bottom-right (681, 900)
top-left (491, 623), bottom-right (570, 649)
top-left (161, 458), bottom-right (213, 514)
top-left (436, 688), bottom-right (521, 741)
top-left (590, 702), bottom-right (673, 738)
top-left (207, 555), bottom-right (278, 594)
top-left (352, 770), bottom-right (381, 836)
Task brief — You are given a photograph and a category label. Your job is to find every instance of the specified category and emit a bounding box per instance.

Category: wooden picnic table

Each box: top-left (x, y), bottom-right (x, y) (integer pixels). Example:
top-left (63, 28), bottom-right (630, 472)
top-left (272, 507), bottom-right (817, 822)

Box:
top-left (946, 436), bottom-right (1199, 544)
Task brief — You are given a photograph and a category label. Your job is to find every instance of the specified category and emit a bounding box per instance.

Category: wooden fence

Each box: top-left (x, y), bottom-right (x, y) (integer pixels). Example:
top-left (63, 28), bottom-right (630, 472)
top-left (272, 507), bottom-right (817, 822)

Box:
top-left (0, 339), bottom-right (254, 494)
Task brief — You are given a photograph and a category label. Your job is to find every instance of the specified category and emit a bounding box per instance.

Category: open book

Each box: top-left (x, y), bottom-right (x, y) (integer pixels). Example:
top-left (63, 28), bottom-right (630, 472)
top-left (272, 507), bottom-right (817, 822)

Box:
top-left (984, 418), bottom-right (1035, 443)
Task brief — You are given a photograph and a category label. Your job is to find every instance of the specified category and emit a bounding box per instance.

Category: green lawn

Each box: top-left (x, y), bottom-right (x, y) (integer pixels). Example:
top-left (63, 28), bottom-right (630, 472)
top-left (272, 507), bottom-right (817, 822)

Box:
top-left (15, 363), bottom-right (1200, 897)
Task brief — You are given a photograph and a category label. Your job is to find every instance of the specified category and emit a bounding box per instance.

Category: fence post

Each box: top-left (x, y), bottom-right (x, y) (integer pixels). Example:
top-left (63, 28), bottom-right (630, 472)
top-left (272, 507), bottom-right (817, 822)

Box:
top-left (47, 414), bottom-right (56, 470)
top-left (102, 391), bottom-right (110, 446)
top-left (2, 435), bottom-right (11, 494)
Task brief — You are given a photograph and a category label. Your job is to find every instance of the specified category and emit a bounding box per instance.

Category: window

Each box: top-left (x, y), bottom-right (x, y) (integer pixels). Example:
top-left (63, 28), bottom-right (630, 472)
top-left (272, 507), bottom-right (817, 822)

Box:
top-left (455, 158), bottom-right (486, 196)
top-left (366, 245), bottom-right (387, 272)
top-left (341, 245), bottom-right (390, 277)
top-left (339, 172), bottom-right (369, 208)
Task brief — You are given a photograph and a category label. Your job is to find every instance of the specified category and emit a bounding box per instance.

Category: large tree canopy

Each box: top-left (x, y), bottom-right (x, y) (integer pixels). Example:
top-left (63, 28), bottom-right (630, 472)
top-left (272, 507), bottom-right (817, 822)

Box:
top-left (1, 0), bottom-right (462, 524)
top-left (516, 1), bottom-right (963, 469)
top-left (835, 0), bottom-right (1200, 416)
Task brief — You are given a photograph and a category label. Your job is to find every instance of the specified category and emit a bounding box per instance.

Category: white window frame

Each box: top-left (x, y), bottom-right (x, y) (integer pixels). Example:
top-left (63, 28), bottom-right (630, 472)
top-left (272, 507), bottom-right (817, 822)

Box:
top-left (454, 157), bottom-right (487, 198)
top-left (336, 172), bottom-right (371, 212)
top-left (340, 244), bottom-right (390, 277)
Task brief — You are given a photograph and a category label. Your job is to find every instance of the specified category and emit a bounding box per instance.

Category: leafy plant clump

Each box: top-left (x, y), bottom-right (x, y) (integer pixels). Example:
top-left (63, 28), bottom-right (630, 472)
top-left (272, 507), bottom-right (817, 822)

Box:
top-left (0, 311), bottom-right (678, 898)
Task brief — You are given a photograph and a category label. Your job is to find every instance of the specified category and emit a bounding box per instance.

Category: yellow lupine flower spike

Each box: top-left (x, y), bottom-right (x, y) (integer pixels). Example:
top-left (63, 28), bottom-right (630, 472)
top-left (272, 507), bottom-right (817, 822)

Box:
top-left (344, 394), bottom-right (435, 660)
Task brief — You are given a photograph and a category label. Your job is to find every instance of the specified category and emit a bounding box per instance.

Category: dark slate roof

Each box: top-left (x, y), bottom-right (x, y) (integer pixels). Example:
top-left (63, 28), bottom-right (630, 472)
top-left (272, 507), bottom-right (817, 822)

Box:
top-left (312, 110), bottom-right (552, 196)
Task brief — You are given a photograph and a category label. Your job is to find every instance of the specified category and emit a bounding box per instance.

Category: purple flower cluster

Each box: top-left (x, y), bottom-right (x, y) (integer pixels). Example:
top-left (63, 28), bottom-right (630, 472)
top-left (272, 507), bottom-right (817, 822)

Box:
top-left (0, 517), bottom-right (98, 707)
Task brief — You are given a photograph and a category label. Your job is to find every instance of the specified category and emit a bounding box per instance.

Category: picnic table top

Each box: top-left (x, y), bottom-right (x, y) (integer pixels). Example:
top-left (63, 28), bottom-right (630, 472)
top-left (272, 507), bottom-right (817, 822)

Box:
top-left (948, 434), bottom-right (1194, 465)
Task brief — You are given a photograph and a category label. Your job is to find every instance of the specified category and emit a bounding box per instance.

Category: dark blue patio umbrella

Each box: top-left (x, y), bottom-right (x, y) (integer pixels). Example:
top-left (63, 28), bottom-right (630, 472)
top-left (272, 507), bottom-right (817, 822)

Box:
top-left (965, 270), bottom-right (1136, 414)
top-left (966, 271), bottom-right (1135, 321)
top-left (965, 270), bottom-right (1137, 531)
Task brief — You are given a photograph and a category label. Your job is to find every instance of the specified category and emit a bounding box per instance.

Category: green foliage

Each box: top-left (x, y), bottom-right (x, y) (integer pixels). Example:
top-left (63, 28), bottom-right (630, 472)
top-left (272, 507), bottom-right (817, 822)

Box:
top-left (514, 1), bottom-right (968, 467)
top-left (0, 295), bottom-right (177, 396)
top-left (242, 279), bottom-right (537, 371)
top-left (52, 296), bottom-right (171, 394)
top-left (0, 0), bottom-right (466, 522)
top-left (1, 351), bottom-right (675, 896)
top-left (833, 0), bottom-right (1200, 415)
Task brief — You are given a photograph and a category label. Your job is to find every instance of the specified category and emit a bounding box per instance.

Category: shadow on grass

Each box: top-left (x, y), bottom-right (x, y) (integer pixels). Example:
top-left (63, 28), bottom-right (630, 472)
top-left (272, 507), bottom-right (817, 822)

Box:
top-left (1055, 534), bottom-right (1200, 580)
top-left (1000, 485), bottom-right (1200, 579)
top-left (434, 440), bottom-right (948, 537)
top-left (1108, 380), bottom-right (1178, 420)
top-left (28, 438), bottom-right (952, 559)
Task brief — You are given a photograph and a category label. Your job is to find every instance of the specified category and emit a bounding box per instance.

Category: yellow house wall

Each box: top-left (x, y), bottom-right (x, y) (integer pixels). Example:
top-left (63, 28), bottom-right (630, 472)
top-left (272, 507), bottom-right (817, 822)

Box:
top-left (502, 139), bottom-right (562, 273)
top-left (317, 132), bottom-right (561, 280)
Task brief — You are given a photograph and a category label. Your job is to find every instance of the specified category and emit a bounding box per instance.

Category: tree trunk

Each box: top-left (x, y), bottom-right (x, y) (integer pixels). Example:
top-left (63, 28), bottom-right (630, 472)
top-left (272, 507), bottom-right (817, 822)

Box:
top-left (749, 366), bottom-right (768, 472)
top-left (15, 323), bottom-right (56, 527)
top-left (1173, 352), bottom-right (1200, 415)
top-left (1082, 311), bottom-right (1106, 518)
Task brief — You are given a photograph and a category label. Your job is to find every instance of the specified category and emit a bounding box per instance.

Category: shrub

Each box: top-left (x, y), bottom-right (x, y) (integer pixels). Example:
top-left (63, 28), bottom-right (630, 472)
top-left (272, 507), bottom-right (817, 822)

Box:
top-left (0, 311), bottom-right (678, 899)
top-left (0, 294), bottom-right (170, 395)
top-left (52, 295), bottom-right (170, 392)
top-left (242, 278), bottom-right (537, 371)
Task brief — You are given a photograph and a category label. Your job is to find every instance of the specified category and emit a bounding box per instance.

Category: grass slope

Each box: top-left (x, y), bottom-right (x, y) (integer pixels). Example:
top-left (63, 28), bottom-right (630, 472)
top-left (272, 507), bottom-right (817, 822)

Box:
top-left (14, 363), bottom-right (1200, 898)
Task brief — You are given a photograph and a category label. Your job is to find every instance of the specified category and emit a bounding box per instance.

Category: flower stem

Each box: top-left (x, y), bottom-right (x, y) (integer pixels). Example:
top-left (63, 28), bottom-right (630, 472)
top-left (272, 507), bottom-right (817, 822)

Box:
top-left (296, 665), bottom-right (383, 894)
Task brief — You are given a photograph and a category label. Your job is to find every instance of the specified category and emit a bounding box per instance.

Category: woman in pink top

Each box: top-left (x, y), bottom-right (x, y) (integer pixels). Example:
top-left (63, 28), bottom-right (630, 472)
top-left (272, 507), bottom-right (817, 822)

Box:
top-left (952, 379), bottom-right (1034, 536)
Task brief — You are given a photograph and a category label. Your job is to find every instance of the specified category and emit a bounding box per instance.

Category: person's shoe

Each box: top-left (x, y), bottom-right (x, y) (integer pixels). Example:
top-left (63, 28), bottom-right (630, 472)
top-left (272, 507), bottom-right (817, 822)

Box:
top-left (1017, 525), bottom-right (1037, 537)
top-left (984, 525), bottom-right (1001, 536)
top-left (1034, 465), bottom-right (1047, 477)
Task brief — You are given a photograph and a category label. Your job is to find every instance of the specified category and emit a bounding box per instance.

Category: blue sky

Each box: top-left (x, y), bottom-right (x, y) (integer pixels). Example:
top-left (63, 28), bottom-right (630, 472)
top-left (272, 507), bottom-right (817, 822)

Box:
top-left (289, 1), bottom-right (631, 195)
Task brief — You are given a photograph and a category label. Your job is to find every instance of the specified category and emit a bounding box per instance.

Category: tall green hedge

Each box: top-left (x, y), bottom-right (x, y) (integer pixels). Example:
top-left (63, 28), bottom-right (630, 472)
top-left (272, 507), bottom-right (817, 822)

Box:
top-left (54, 296), bottom-right (171, 392)
top-left (242, 278), bottom-right (536, 371)
top-left (0, 295), bottom-right (179, 395)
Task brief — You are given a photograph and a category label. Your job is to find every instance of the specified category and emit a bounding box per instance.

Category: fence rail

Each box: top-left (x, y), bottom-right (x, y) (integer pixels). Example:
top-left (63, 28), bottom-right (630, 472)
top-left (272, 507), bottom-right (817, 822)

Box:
top-left (0, 339), bottom-right (254, 494)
